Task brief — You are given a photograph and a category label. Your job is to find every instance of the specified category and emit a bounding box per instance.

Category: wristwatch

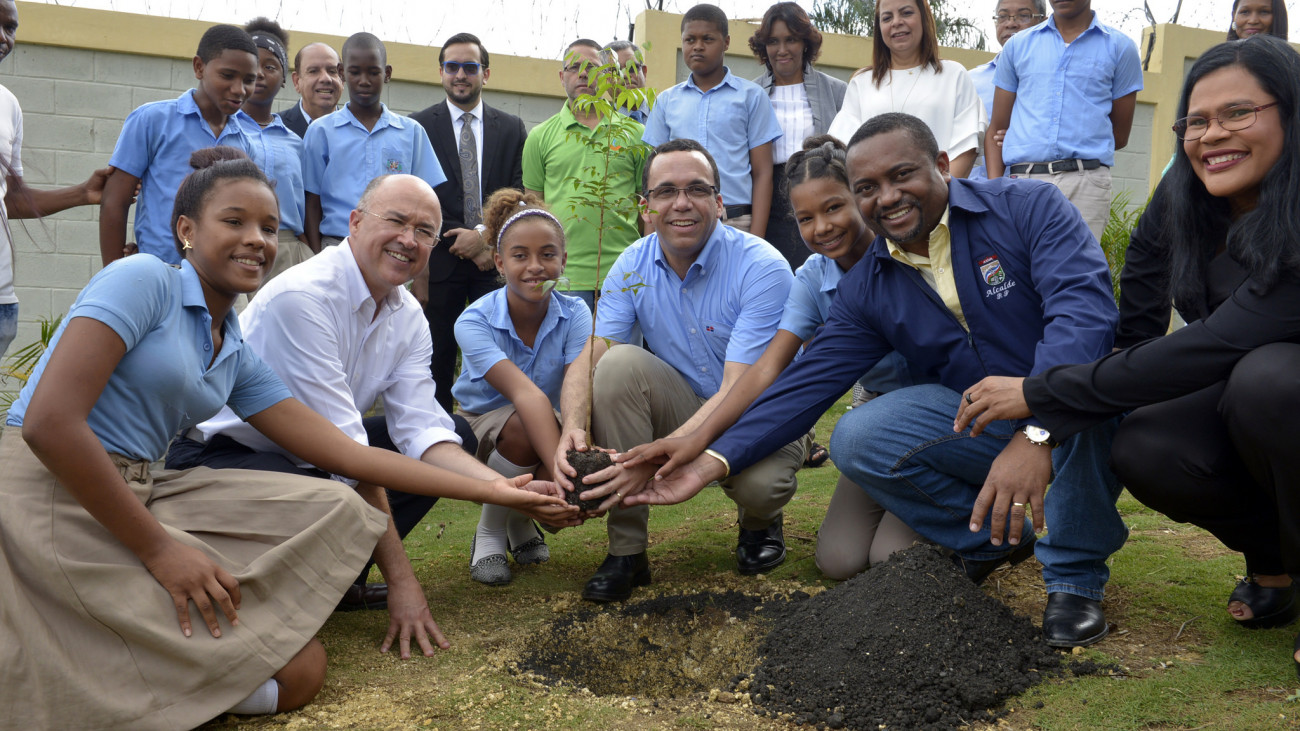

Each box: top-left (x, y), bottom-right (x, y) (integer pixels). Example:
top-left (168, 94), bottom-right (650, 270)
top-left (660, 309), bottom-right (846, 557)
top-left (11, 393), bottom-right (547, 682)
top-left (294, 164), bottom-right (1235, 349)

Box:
top-left (1022, 425), bottom-right (1056, 448)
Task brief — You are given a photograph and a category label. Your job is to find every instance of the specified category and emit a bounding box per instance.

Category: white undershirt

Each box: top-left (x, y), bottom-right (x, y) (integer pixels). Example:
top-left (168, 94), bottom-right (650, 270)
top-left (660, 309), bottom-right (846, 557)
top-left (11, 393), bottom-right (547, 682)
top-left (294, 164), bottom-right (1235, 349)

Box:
top-left (771, 83), bottom-right (813, 165)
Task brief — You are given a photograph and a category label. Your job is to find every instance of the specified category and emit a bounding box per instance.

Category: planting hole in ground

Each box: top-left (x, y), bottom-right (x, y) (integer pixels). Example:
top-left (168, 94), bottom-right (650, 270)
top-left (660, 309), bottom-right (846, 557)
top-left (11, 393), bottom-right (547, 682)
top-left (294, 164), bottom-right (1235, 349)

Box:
top-left (517, 590), bottom-right (783, 698)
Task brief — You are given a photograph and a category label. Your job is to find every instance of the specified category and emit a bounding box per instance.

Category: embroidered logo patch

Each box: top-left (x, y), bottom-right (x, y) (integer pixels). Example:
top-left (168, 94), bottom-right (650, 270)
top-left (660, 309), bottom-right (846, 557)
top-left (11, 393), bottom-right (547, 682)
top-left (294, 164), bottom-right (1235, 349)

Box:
top-left (979, 256), bottom-right (1006, 286)
top-left (385, 158), bottom-right (405, 173)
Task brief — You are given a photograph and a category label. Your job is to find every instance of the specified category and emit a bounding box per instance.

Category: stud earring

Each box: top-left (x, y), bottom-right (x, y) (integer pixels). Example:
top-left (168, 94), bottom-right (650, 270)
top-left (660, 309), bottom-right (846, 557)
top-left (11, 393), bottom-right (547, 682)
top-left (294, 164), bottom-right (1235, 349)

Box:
top-left (181, 238), bottom-right (193, 251)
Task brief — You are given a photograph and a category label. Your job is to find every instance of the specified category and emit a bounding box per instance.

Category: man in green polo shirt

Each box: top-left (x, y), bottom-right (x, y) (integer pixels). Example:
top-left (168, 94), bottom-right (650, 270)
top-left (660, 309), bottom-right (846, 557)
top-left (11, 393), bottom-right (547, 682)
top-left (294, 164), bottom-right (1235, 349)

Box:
top-left (523, 38), bottom-right (646, 309)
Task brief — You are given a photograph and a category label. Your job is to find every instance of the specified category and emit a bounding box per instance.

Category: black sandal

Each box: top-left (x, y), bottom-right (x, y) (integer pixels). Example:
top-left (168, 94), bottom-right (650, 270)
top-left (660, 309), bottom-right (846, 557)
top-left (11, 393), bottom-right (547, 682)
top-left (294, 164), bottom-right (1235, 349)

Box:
top-left (1228, 577), bottom-right (1299, 629)
top-left (804, 442), bottom-right (830, 468)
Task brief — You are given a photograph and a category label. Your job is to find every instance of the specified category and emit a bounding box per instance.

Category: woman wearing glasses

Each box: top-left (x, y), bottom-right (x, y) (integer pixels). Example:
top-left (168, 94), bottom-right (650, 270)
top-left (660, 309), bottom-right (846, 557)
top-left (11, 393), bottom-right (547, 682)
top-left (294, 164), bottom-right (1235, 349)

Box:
top-left (955, 36), bottom-right (1300, 677)
top-left (827, 0), bottom-right (981, 178)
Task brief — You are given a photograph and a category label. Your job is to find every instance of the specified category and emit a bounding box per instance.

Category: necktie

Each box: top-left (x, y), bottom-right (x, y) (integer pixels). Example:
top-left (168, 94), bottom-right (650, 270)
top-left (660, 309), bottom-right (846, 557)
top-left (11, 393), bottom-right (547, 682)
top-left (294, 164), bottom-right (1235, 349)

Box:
top-left (459, 113), bottom-right (481, 227)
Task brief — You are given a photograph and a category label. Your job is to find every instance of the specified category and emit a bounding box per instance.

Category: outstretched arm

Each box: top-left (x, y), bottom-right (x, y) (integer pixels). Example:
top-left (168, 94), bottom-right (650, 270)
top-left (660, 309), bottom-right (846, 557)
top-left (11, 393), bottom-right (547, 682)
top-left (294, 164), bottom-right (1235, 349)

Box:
top-left (619, 330), bottom-right (803, 478)
top-left (6, 167), bottom-right (111, 219)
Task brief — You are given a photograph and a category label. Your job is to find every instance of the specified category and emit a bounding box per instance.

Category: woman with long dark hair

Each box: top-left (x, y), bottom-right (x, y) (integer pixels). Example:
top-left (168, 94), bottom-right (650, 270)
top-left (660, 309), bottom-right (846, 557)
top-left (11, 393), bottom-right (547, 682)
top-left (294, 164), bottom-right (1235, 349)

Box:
top-left (955, 35), bottom-right (1300, 677)
top-left (748, 2), bottom-right (846, 270)
top-left (826, 0), bottom-right (981, 178)
top-left (1227, 0), bottom-right (1288, 40)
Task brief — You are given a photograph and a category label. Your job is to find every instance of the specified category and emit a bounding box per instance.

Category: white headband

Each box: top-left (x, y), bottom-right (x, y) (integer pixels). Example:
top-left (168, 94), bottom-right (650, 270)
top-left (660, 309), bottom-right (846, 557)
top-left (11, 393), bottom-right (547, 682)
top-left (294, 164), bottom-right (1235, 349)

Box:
top-left (496, 208), bottom-right (564, 248)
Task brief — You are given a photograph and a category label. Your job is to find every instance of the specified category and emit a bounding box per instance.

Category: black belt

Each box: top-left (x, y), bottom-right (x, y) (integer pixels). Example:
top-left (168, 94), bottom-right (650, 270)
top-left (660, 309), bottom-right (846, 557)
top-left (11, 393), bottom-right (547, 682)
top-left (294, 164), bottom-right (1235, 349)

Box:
top-left (724, 204), bottom-right (752, 218)
top-left (1008, 159), bottom-right (1104, 175)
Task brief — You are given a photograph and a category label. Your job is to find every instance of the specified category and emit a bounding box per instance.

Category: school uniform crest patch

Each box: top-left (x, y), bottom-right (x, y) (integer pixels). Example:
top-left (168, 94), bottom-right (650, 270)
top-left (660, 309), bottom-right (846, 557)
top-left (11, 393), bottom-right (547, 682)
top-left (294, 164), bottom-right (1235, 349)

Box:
top-left (978, 256), bottom-right (1006, 286)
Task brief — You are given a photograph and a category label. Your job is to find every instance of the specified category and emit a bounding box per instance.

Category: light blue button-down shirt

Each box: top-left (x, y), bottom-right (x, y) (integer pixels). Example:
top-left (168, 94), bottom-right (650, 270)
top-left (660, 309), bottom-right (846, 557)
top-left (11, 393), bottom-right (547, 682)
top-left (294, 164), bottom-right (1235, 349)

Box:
top-left (7, 256), bottom-right (290, 460)
top-left (452, 288), bottom-right (592, 415)
top-left (251, 114), bottom-right (306, 235)
top-left (302, 103), bottom-right (447, 238)
top-left (967, 57), bottom-right (997, 180)
top-left (597, 223), bottom-right (793, 399)
top-left (994, 12), bottom-right (1142, 167)
top-left (109, 90), bottom-right (259, 263)
top-left (642, 68), bottom-right (782, 207)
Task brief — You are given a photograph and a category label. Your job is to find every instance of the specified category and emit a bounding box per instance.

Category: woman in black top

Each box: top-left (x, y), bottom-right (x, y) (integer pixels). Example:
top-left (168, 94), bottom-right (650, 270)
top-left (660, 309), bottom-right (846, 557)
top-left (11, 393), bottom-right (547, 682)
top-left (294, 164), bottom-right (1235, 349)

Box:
top-left (954, 35), bottom-right (1300, 674)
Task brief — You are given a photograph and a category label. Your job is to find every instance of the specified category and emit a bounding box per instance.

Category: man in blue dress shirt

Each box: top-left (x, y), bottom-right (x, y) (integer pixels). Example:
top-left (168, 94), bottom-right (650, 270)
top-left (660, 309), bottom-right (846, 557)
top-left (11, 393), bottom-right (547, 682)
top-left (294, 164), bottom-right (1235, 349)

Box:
top-left (628, 114), bottom-right (1126, 649)
top-left (983, 0), bottom-right (1142, 241)
top-left (552, 139), bottom-right (808, 603)
top-left (968, 0), bottom-right (1047, 179)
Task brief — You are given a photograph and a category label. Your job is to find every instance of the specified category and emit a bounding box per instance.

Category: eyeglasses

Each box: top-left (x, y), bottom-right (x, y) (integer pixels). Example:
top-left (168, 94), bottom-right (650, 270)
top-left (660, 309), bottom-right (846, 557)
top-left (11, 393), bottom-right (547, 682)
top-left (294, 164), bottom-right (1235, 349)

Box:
top-left (358, 209), bottom-right (439, 247)
top-left (442, 61), bottom-right (483, 76)
top-left (993, 12), bottom-right (1045, 24)
top-left (1172, 102), bottom-right (1279, 141)
top-left (643, 184), bottom-right (718, 203)
top-left (562, 62), bottom-right (591, 74)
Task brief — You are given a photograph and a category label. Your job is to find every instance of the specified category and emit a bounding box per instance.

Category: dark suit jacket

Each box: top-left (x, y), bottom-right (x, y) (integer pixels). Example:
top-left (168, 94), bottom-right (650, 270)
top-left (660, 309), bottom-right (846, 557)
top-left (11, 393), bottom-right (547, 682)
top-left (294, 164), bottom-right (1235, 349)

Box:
top-left (410, 100), bottom-right (527, 283)
top-left (279, 101), bottom-right (311, 139)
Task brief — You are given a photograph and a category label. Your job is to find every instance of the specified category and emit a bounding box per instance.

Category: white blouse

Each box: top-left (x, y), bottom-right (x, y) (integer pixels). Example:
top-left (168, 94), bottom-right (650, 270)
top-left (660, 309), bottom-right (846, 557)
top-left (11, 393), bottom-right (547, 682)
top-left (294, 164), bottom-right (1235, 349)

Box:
top-left (827, 59), bottom-right (981, 161)
top-left (770, 82), bottom-right (814, 165)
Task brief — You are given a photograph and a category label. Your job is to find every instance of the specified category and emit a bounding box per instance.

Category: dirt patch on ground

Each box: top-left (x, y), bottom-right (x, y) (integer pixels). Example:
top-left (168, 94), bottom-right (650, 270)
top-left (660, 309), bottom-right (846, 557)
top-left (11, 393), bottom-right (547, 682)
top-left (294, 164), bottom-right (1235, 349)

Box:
top-left (747, 544), bottom-right (1065, 730)
top-left (515, 589), bottom-right (791, 698)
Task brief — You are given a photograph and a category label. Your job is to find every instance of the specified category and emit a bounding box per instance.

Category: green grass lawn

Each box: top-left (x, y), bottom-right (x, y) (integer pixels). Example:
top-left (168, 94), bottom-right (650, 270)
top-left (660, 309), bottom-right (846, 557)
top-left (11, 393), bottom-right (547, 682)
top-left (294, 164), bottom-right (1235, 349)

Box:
top-left (205, 395), bottom-right (1300, 730)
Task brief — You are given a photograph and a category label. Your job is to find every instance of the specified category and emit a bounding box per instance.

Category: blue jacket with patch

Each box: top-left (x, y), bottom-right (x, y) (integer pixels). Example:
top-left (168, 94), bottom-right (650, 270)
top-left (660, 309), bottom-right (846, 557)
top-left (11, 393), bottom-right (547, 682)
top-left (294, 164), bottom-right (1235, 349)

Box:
top-left (713, 176), bottom-right (1118, 472)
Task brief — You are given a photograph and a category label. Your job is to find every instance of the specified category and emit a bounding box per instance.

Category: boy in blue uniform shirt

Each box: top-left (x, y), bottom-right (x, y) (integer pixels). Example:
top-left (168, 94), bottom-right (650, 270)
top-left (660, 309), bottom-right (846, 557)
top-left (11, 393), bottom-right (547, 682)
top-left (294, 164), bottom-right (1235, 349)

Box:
top-left (303, 32), bottom-right (446, 251)
top-left (101, 25), bottom-right (261, 266)
top-left (642, 4), bottom-right (782, 238)
top-left (983, 0), bottom-right (1142, 241)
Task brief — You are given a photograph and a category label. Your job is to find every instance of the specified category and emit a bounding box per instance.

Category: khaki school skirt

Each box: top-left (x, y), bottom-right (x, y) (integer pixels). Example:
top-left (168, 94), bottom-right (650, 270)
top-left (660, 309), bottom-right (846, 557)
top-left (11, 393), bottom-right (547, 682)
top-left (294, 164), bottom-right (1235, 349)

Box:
top-left (0, 427), bottom-right (387, 730)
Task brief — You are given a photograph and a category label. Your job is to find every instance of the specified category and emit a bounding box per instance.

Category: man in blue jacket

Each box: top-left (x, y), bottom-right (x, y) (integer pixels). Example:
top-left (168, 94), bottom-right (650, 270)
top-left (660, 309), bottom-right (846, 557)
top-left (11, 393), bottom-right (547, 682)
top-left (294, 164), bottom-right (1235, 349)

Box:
top-left (626, 113), bottom-right (1125, 649)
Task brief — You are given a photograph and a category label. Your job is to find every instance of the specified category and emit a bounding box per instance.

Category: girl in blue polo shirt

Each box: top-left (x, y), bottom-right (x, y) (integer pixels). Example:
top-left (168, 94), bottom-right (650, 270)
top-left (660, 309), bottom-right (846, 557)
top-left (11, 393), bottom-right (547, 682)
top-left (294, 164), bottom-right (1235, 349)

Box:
top-left (454, 190), bottom-right (592, 586)
top-left (0, 149), bottom-right (564, 728)
top-left (622, 135), bottom-right (920, 580)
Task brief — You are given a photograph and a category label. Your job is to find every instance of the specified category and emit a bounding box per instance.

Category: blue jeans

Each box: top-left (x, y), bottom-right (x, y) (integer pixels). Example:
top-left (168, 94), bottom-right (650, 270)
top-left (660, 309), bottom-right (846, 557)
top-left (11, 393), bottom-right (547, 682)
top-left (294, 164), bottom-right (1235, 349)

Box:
top-left (0, 303), bottom-right (16, 359)
top-left (829, 383), bottom-right (1126, 600)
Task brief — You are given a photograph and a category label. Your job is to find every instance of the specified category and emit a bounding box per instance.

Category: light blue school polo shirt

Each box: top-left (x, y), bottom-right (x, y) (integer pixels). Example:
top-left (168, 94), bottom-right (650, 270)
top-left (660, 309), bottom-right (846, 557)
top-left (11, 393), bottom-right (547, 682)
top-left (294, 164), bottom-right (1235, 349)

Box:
top-left (642, 68), bottom-right (782, 207)
top-left (251, 114), bottom-right (306, 235)
top-left (780, 253), bottom-right (913, 393)
top-left (109, 90), bottom-right (259, 264)
top-left (302, 103), bottom-right (447, 238)
top-left (597, 222), bottom-right (793, 399)
top-left (994, 12), bottom-right (1142, 167)
top-left (6, 256), bottom-right (291, 461)
top-left (451, 288), bottom-right (592, 415)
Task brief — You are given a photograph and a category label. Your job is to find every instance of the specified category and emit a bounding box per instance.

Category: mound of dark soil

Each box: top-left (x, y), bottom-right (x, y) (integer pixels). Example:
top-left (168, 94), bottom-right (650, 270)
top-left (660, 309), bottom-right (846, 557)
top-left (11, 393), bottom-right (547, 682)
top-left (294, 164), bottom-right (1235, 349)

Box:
top-left (517, 590), bottom-right (783, 698)
top-left (566, 449), bottom-right (613, 512)
top-left (747, 544), bottom-right (1062, 730)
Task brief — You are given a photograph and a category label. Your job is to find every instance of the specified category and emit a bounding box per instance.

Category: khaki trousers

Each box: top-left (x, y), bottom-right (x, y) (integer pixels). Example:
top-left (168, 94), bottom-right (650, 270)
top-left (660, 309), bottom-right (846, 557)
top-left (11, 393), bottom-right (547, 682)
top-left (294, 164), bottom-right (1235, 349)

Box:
top-left (592, 344), bottom-right (810, 555)
top-left (1007, 165), bottom-right (1111, 243)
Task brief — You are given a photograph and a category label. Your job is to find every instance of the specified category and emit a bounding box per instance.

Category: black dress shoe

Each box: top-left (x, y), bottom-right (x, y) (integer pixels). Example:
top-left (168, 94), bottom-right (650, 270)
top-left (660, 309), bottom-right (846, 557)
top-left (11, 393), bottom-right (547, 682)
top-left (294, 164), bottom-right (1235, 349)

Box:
top-left (950, 535), bottom-right (1036, 585)
top-left (582, 552), bottom-right (651, 603)
top-left (1043, 592), bottom-right (1108, 648)
top-left (736, 516), bottom-right (786, 575)
top-left (336, 582), bottom-right (388, 612)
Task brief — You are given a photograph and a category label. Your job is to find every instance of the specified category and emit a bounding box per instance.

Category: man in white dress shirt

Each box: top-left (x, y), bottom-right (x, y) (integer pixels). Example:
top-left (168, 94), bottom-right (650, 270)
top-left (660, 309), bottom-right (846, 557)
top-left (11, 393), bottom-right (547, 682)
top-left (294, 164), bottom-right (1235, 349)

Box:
top-left (166, 174), bottom-right (575, 657)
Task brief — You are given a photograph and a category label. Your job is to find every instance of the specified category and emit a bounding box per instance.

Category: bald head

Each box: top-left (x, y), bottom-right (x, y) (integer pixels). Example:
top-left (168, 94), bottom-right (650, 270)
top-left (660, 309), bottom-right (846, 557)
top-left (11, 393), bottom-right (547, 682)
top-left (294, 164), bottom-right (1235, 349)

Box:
top-left (350, 174), bottom-right (442, 301)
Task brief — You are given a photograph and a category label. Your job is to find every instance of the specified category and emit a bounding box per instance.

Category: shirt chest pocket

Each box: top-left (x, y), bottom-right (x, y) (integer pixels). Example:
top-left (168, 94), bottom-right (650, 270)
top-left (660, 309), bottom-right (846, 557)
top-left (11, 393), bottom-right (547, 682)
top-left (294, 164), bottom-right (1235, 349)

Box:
top-left (380, 146), bottom-right (407, 174)
top-left (699, 318), bottom-right (733, 359)
top-left (1061, 56), bottom-right (1112, 100)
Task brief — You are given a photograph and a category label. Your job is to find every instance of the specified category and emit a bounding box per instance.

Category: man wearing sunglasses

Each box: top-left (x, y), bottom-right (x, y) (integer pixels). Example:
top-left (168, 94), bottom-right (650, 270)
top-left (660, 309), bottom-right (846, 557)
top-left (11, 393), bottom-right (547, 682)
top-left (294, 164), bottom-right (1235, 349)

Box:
top-left (411, 33), bottom-right (527, 413)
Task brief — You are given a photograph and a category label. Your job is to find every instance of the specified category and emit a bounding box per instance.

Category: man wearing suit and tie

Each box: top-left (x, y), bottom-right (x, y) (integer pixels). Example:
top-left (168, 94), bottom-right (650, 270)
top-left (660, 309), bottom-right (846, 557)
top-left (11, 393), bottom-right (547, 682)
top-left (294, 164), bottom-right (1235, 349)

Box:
top-left (280, 42), bottom-right (343, 138)
top-left (411, 33), bottom-right (528, 412)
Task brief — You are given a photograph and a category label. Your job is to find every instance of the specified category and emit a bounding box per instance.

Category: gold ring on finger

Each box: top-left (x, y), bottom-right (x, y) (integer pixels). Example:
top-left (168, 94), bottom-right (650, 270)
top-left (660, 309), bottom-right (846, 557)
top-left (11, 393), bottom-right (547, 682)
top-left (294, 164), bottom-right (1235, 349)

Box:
top-left (1011, 502), bottom-right (1027, 508)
